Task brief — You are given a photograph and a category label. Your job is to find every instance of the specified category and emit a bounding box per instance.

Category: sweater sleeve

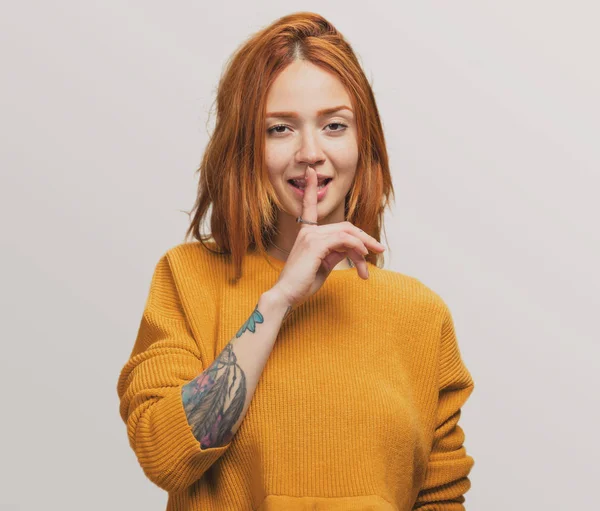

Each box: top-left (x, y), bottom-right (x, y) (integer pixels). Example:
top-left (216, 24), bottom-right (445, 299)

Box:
top-left (413, 304), bottom-right (475, 510)
top-left (116, 253), bottom-right (232, 493)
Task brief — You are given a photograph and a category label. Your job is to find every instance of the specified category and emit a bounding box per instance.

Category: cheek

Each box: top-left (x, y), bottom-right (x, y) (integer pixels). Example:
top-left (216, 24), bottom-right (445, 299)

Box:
top-left (330, 140), bottom-right (359, 173)
top-left (336, 147), bottom-right (358, 168)
top-left (265, 151), bottom-right (284, 185)
top-left (329, 130), bottom-right (358, 162)
top-left (265, 146), bottom-right (288, 178)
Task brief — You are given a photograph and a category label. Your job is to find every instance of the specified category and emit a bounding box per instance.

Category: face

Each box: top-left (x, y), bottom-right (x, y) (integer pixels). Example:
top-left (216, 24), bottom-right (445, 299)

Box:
top-left (264, 59), bottom-right (359, 225)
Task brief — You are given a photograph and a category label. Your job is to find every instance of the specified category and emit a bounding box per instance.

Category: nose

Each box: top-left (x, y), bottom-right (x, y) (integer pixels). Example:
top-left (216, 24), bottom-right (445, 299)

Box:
top-left (295, 128), bottom-right (325, 167)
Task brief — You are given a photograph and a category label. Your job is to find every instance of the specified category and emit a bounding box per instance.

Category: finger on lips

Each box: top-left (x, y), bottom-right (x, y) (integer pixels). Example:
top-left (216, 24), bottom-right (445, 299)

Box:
top-left (301, 166), bottom-right (384, 251)
top-left (300, 166), bottom-right (318, 226)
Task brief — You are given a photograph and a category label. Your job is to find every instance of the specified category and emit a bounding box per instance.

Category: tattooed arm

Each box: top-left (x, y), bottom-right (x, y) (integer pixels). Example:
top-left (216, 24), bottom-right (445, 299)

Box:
top-left (117, 256), bottom-right (297, 492)
top-left (181, 287), bottom-right (292, 449)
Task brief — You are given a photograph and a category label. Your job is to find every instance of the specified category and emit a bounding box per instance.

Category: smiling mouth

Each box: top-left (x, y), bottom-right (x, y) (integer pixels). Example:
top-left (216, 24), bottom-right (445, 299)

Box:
top-left (286, 177), bottom-right (333, 201)
top-left (287, 178), bottom-right (333, 190)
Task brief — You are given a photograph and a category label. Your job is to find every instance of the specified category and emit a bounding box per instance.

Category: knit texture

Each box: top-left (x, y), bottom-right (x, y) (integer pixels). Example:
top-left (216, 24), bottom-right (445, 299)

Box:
top-left (116, 241), bottom-right (475, 510)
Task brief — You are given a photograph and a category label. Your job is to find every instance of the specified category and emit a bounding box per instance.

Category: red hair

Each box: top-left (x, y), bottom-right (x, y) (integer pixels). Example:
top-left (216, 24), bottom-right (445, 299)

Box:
top-left (184, 11), bottom-right (395, 281)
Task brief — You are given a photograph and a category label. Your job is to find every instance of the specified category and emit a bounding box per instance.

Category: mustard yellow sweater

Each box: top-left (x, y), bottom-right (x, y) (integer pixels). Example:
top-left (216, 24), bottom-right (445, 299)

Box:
top-left (116, 241), bottom-right (475, 510)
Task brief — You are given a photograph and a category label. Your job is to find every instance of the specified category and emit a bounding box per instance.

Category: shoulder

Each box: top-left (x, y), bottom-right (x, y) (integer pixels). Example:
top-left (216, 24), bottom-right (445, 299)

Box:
top-left (141, 241), bottom-right (226, 324)
top-left (158, 240), bottom-right (230, 276)
top-left (151, 240), bottom-right (231, 300)
top-left (373, 266), bottom-right (449, 318)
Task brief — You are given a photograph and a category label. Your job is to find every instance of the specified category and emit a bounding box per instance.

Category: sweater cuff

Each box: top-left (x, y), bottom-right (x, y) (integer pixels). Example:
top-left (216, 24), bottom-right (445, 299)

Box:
top-left (140, 384), bottom-right (233, 493)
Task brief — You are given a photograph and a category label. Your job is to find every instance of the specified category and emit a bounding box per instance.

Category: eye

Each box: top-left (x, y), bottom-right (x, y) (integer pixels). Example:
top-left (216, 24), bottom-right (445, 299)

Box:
top-left (267, 124), bottom-right (290, 135)
top-left (266, 122), bottom-right (349, 136)
top-left (326, 122), bottom-right (348, 133)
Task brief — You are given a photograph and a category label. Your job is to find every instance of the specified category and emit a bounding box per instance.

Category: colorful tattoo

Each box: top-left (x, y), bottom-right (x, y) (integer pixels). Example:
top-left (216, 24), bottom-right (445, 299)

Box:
top-left (235, 304), bottom-right (264, 337)
top-left (181, 303), bottom-right (267, 449)
top-left (182, 343), bottom-right (246, 448)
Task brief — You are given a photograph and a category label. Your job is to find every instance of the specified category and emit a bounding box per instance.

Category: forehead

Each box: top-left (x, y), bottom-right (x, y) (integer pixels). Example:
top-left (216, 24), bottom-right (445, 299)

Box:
top-left (266, 60), bottom-right (352, 114)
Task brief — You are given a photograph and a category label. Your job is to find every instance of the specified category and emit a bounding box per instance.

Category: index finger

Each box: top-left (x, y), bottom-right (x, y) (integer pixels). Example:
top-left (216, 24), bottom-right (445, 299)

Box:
top-left (300, 165), bottom-right (318, 227)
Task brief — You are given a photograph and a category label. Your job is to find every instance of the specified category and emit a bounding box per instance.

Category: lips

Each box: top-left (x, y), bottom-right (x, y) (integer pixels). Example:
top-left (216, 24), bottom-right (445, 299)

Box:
top-left (287, 177), bottom-right (332, 201)
top-left (288, 177), bottom-right (332, 190)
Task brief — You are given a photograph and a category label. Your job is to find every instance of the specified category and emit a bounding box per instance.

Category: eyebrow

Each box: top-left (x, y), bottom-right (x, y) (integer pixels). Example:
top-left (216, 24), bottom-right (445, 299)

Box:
top-left (266, 105), bottom-right (354, 119)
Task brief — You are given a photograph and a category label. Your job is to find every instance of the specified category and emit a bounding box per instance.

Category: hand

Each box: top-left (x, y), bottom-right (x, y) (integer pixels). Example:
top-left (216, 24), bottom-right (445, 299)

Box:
top-left (272, 165), bottom-right (385, 310)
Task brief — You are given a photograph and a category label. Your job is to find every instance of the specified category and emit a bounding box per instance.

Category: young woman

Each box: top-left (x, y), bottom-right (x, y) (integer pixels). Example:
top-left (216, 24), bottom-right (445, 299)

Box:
top-left (117, 11), bottom-right (475, 511)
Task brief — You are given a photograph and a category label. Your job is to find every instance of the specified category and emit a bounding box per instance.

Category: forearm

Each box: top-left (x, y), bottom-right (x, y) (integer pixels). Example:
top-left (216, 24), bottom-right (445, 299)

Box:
top-left (181, 287), bottom-right (292, 448)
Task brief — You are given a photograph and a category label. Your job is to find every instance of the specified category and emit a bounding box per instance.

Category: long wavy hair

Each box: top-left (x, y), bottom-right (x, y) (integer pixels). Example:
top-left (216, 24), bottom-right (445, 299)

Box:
top-left (183, 11), bottom-right (395, 281)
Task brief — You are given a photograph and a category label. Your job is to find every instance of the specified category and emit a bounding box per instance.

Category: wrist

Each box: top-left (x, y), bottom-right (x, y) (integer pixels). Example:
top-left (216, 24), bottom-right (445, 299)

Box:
top-left (262, 287), bottom-right (295, 319)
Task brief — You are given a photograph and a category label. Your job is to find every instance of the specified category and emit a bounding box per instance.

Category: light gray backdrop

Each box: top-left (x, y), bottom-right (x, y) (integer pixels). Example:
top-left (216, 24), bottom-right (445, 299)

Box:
top-left (1, 1), bottom-right (597, 509)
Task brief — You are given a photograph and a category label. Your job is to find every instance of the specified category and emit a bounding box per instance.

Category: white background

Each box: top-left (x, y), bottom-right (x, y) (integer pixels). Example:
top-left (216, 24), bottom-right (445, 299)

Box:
top-left (1, 1), bottom-right (598, 509)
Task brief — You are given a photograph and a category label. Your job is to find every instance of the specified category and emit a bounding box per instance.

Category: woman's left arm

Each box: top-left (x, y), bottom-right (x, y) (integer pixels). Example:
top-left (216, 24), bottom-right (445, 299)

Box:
top-left (412, 304), bottom-right (476, 510)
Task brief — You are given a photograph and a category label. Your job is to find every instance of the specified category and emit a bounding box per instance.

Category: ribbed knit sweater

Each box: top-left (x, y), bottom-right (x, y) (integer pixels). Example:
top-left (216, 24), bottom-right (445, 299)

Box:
top-left (116, 241), bottom-right (475, 510)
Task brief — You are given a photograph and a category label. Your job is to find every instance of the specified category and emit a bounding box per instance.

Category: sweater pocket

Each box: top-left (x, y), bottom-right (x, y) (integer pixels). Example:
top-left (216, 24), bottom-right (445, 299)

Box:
top-left (256, 494), bottom-right (396, 510)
